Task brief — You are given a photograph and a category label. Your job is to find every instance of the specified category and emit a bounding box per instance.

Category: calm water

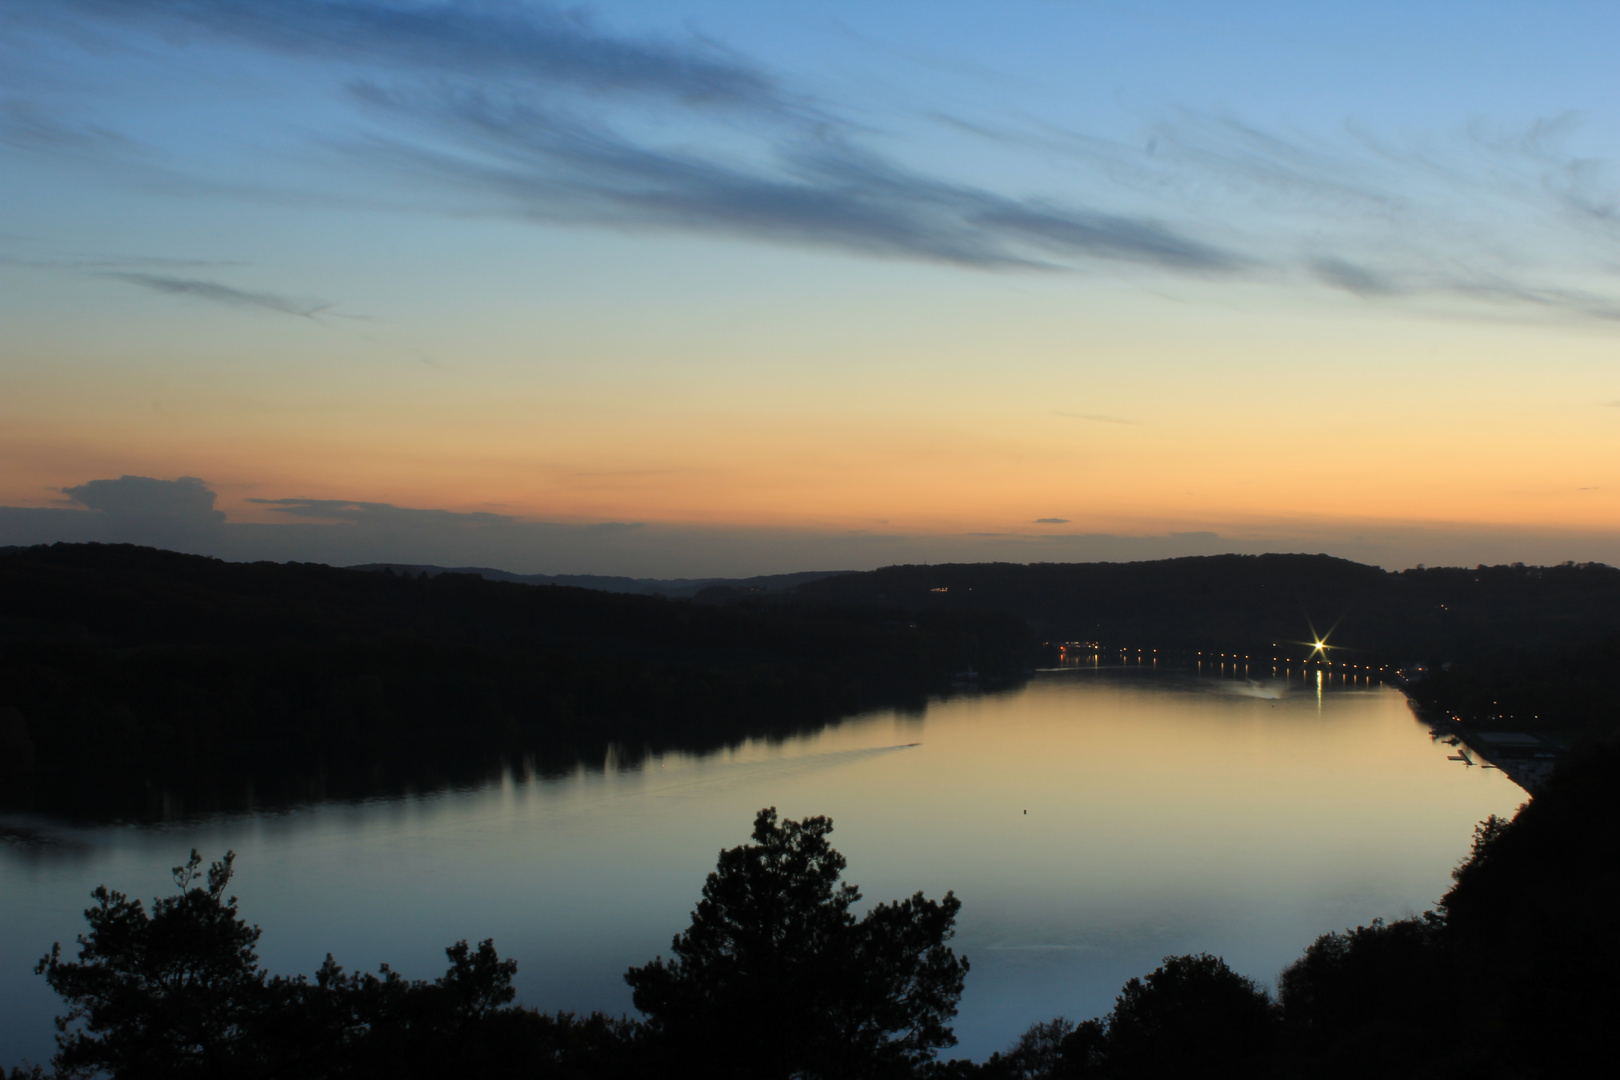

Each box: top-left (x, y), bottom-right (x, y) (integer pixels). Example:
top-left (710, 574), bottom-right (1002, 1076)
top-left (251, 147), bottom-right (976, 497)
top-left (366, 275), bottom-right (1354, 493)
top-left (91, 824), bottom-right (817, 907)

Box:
top-left (0, 666), bottom-right (1523, 1066)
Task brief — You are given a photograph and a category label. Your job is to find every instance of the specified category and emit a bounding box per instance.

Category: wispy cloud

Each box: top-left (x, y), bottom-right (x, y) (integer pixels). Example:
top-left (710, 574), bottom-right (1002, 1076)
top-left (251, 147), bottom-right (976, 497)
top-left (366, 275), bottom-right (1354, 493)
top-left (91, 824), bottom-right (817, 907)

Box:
top-left (10, 1), bottom-right (1244, 274)
top-left (341, 82), bottom-right (1243, 272)
top-left (0, 97), bottom-right (134, 154)
top-left (97, 272), bottom-right (333, 318)
top-left (10, 2), bottom-right (1620, 321)
top-left (1, 245), bottom-right (350, 322)
top-left (33, 0), bottom-right (780, 109)
top-left (939, 104), bottom-right (1620, 323)
top-left (1033, 518), bottom-right (1070, 524)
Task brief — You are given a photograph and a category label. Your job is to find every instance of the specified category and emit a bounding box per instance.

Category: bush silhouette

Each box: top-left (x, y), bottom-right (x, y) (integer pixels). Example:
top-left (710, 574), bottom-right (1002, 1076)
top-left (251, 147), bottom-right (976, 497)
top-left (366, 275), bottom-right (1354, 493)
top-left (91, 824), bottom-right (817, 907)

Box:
top-left (1033, 954), bottom-right (1276, 1079)
top-left (31, 850), bottom-right (631, 1079)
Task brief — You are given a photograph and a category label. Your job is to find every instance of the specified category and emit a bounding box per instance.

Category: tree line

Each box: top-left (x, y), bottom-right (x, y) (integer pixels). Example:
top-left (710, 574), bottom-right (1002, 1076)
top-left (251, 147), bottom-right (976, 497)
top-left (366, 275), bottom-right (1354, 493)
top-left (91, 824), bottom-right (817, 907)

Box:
top-left (798, 555), bottom-right (1620, 670)
top-left (0, 544), bottom-right (1030, 819)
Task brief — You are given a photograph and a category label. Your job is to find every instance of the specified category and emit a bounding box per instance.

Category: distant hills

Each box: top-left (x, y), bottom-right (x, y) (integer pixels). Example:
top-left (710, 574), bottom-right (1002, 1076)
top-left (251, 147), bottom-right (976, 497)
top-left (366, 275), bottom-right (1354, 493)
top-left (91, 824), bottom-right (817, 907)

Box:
top-left (792, 554), bottom-right (1620, 663)
top-left (354, 551), bottom-right (1620, 673)
top-left (348, 563), bottom-right (852, 599)
top-left (7, 544), bottom-right (1620, 821)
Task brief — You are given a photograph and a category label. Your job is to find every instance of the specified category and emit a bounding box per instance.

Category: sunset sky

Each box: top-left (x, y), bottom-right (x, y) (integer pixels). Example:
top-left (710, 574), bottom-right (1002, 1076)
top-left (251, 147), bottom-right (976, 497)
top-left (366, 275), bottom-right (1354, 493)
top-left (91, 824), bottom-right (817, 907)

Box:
top-left (4, 1), bottom-right (1619, 575)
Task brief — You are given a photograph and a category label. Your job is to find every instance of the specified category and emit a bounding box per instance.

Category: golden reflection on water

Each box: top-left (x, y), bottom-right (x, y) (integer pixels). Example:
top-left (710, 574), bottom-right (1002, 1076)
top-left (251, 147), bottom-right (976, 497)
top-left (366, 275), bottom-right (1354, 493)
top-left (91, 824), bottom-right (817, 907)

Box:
top-left (0, 668), bottom-right (1524, 1063)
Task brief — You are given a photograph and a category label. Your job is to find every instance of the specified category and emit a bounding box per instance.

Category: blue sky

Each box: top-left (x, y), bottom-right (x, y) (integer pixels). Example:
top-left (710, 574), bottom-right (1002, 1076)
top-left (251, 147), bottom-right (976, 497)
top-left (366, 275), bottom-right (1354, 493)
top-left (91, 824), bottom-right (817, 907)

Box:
top-left (3, 2), bottom-right (1619, 574)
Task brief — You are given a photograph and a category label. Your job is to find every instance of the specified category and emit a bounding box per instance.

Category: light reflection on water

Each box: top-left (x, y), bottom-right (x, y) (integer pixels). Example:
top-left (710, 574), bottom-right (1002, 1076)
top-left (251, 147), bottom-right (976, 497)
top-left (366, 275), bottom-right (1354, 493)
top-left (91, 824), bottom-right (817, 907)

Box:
top-left (0, 668), bottom-right (1522, 1065)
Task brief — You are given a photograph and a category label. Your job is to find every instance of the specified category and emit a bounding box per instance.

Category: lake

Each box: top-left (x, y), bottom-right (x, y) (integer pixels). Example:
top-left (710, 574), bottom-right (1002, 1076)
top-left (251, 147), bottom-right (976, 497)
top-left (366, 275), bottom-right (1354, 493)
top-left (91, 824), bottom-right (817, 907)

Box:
top-left (0, 663), bottom-right (1524, 1066)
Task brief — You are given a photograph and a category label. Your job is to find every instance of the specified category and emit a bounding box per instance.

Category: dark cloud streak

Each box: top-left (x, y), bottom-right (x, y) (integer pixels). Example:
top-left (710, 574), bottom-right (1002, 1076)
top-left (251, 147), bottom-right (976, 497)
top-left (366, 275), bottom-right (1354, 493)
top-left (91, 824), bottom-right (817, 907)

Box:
top-left (97, 271), bottom-right (333, 318)
top-left (43, 0), bottom-right (777, 108)
top-left (348, 84), bottom-right (1242, 271)
top-left (12, 2), bottom-right (1620, 319)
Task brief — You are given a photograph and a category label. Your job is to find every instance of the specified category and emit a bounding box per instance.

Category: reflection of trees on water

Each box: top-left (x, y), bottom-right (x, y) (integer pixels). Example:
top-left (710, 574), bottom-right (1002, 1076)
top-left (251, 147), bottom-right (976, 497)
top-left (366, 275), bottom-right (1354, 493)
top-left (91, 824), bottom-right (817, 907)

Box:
top-left (3, 708), bottom-right (937, 823)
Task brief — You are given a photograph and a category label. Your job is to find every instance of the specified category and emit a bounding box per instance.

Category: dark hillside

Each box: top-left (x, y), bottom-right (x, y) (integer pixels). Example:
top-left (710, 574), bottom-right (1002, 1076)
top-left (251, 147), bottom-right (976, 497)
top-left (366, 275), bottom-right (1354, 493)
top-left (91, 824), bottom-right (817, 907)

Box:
top-left (795, 555), bottom-right (1620, 664)
top-left (0, 544), bottom-right (1029, 819)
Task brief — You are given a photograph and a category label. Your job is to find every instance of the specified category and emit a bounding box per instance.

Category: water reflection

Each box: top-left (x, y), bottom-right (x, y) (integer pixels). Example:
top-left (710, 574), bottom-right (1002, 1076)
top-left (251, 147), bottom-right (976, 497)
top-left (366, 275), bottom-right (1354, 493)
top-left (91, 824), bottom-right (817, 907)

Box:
top-left (1, 700), bottom-right (937, 825)
top-left (0, 667), bottom-right (1522, 1066)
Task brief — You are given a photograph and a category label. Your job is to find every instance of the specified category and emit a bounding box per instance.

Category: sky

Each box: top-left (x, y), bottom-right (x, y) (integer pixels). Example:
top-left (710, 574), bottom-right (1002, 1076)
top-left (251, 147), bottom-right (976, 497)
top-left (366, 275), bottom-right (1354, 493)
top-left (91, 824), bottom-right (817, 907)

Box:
top-left (3, 1), bottom-right (1619, 576)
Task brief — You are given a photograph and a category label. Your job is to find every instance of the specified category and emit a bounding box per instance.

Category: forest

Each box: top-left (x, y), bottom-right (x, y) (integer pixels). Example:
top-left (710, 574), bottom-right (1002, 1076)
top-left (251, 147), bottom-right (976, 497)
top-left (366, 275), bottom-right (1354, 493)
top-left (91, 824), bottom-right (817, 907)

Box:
top-left (797, 554), bottom-right (1620, 666)
top-left (0, 544), bottom-right (1029, 819)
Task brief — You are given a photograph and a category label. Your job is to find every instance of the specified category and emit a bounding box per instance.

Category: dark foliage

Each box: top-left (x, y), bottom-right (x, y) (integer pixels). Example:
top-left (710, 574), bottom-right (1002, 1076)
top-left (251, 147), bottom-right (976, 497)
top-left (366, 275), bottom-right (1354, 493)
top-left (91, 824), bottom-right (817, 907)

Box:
top-left (1405, 631), bottom-right (1620, 742)
top-left (21, 809), bottom-right (967, 1079)
top-left (798, 555), bottom-right (1620, 675)
top-left (959, 954), bottom-right (1277, 1080)
top-left (1275, 916), bottom-right (1449, 1075)
top-left (626, 807), bottom-right (968, 1079)
top-left (29, 848), bottom-right (643, 1079)
top-left (968, 1018), bottom-right (1075, 1079)
top-left (1272, 742), bottom-right (1620, 1079)
top-left (36, 852), bottom-right (265, 1079)
top-left (0, 544), bottom-right (1030, 819)
top-left (946, 742), bottom-right (1620, 1080)
top-left (1088, 954), bottom-right (1276, 1078)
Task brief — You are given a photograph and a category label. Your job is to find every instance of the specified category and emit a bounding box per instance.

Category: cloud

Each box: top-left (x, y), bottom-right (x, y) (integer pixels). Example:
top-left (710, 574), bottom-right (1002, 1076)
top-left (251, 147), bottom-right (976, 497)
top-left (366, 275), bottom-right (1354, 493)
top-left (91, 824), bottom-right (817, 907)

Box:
top-left (0, 506), bottom-right (105, 546)
top-left (0, 98), bottom-right (134, 153)
top-left (34, 0), bottom-right (778, 109)
top-left (1309, 257), bottom-right (1398, 298)
top-left (1033, 518), bottom-right (1070, 524)
top-left (10, 3), bottom-right (1620, 320)
top-left (958, 106), bottom-right (1620, 323)
top-left (13, 1), bottom-right (1243, 274)
top-left (37, 475), bottom-right (229, 552)
top-left (7, 476), bottom-right (1620, 575)
top-left (344, 83), bottom-right (1243, 271)
top-left (95, 272), bottom-right (333, 317)
top-left (64, 474), bottom-right (225, 524)
top-left (973, 204), bottom-right (1235, 270)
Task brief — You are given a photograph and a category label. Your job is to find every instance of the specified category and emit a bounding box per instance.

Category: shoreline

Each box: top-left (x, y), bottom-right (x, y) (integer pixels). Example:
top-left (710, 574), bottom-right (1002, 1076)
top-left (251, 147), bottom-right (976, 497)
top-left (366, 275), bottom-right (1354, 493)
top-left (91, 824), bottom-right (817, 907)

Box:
top-left (1401, 695), bottom-right (1560, 794)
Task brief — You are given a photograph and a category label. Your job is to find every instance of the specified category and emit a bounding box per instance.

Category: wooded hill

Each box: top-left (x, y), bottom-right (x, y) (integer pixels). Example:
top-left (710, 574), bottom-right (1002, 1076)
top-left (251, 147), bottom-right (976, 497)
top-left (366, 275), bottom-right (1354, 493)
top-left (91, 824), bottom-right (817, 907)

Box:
top-left (0, 544), bottom-right (1028, 819)
top-left (794, 554), bottom-right (1620, 665)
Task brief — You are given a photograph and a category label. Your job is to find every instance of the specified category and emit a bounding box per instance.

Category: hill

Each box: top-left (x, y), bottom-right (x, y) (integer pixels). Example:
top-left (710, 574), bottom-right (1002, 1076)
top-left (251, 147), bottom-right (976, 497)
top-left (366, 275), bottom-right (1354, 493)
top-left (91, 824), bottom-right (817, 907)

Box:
top-left (347, 563), bottom-right (849, 598)
top-left (793, 554), bottom-right (1620, 664)
top-left (0, 544), bottom-right (1027, 819)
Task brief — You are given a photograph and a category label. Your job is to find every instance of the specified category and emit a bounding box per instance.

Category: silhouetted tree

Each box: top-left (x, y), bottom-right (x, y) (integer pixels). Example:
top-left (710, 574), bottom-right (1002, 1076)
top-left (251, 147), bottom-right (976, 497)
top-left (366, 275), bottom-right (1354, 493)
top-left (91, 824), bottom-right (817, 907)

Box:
top-left (976, 1017), bottom-right (1077, 1079)
top-left (31, 850), bottom-right (632, 1079)
top-left (36, 850), bottom-right (267, 1079)
top-left (1276, 916), bottom-right (1450, 1076)
top-left (1069, 954), bottom-right (1277, 1079)
top-left (625, 807), bottom-right (968, 1079)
